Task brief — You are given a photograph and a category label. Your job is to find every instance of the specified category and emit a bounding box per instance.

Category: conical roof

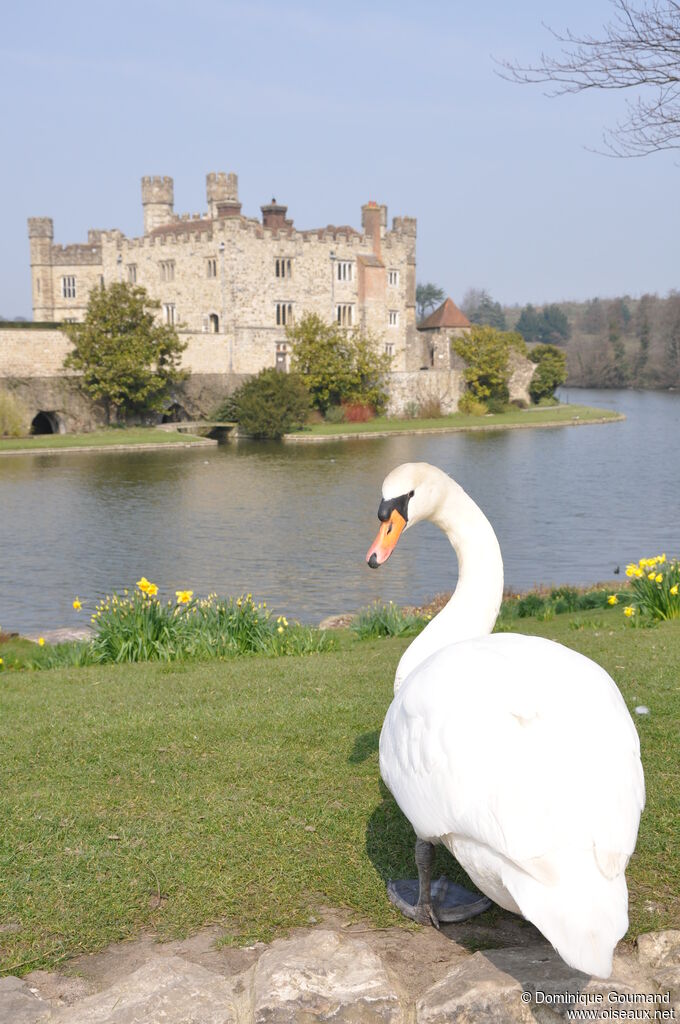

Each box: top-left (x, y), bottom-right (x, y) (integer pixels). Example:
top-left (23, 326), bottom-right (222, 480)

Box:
top-left (419, 297), bottom-right (471, 329)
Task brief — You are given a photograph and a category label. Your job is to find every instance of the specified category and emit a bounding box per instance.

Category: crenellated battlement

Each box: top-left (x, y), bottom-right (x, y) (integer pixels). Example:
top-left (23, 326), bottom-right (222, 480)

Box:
top-left (51, 243), bottom-right (102, 266)
top-left (141, 175), bottom-right (174, 203)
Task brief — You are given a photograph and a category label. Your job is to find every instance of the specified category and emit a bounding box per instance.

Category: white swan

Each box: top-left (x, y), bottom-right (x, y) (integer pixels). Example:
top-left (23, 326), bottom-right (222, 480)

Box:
top-left (366, 462), bottom-right (645, 979)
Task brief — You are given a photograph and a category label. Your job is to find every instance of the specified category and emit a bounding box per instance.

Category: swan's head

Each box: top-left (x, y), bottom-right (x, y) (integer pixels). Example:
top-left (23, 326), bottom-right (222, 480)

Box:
top-left (366, 462), bottom-right (451, 568)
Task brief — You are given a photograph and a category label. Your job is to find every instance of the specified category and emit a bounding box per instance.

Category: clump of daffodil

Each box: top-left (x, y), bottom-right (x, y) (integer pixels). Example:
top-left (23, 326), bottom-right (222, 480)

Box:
top-left (623, 553), bottom-right (680, 622)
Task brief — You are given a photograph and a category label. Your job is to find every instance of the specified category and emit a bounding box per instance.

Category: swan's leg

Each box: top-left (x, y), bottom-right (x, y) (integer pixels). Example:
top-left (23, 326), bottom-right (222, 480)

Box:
top-left (414, 838), bottom-right (440, 928)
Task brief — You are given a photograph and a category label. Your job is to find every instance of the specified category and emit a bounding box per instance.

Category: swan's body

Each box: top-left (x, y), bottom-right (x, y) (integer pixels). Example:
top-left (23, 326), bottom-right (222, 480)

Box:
top-left (367, 463), bottom-right (645, 979)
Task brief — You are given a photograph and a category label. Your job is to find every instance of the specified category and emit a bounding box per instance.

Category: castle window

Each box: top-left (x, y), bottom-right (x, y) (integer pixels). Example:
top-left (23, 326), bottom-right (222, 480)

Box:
top-left (336, 304), bottom-right (353, 327)
top-left (337, 261), bottom-right (353, 282)
top-left (388, 269), bottom-right (399, 287)
top-left (209, 313), bottom-right (219, 333)
top-left (127, 264), bottom-right (137, 284)
top-left (275, 258), bottom-right (292, 278)
top-left (207, 258), bottom-right (217, 278)
top-left (163, 303), bottom-right (176, 325)
top-left (276, 303), bottom-right (293, 326)
top-left (275, 342), bottom-right (289, 372)
top-left (160, 260), bottom-right (175, 282)
top-left (99, 275), bottom-right (105, 289)
top-left (61, 276), bottom-right (76, 299)
top-left (388, 310), bottom-right (399, 327)
top-left (385, 341), bottom-right (395, 357)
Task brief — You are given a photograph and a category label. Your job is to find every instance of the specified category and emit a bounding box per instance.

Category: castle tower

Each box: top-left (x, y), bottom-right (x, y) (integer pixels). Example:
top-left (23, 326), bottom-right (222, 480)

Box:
top-left (141, 176), bottom-right (174, 233)
top-left (206, 172), bottom-right (241, 219)
top-left (28, 217), bottom-right (54, 320)
top-left (260, 199), bottom-right (290, 230)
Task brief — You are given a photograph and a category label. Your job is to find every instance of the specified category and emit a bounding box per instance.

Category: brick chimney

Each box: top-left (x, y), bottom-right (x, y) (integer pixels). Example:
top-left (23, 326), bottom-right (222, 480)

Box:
top-left (261, 199), bottom-right (290, 230)
top-left (361, 201), bottom-right (386, 258)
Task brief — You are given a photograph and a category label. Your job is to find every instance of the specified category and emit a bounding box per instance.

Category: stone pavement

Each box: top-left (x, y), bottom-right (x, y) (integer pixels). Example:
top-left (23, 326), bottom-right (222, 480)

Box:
top-left (1, 925), bottom-right (678, 1023)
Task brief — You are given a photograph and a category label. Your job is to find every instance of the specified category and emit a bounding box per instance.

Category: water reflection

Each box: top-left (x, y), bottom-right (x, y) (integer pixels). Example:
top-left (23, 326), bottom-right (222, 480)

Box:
top-left (2, 388), bottom-right (679, 634)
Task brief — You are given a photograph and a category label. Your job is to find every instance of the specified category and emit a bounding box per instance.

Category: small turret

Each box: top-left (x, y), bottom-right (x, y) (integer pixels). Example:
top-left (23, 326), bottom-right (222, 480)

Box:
top-left (207, 172), bottom-right (241, 219)
top-left (141, 176), bottom-right (174, 233)
top-left (27, 217), bottom-right (54, 320)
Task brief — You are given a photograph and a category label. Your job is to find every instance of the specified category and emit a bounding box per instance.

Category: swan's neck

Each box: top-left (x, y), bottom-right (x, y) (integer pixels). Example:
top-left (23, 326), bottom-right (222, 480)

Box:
top-left (395, 481), bottom-right (504, 691)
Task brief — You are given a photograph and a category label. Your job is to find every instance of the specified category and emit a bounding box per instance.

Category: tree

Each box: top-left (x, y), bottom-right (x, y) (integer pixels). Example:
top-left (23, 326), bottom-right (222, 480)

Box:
top-left (516, 304), bottom-right (543, 342)
top-left (63, 283), bottom-right (187, 422)
top-left (500, 0), bottom-right (680, 158)
top-left (541, 304), bottom-right (571, 344)
top-left (288, 313), bottom-right (392, 414)
top-left (218, 368), bottom-right (310, 439)
top-left (461, 289), bottom-right (507, 330)
top-left (528, 344), bottom-right (568, 402)
top-left (453, 326), bottom-right (527, 405)
top-left (416, 283), bottom-right (446, 322)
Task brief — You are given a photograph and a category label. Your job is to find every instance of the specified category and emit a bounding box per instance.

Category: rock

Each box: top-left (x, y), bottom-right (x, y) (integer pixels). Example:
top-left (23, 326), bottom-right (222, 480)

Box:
top-left (637, 931), bottom-right (680, 1010)
top-left (0, 976), bottom-right (50, 1024)
top-left (637, 930), bottom-right (680, 969)
top-left (417, 943), bottom-right (657, 1023)
top-left (48, 955), bottom-right (238, 1023)
top-left (415, 951), bottom-right (532, 1024)
top-left (252, 929), bottom-right (403, 1023)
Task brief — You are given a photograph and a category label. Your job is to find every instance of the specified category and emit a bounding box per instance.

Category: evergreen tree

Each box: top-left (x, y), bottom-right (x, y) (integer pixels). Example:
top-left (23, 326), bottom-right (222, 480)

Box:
top-left (516, 304), bottom-right (543, 342)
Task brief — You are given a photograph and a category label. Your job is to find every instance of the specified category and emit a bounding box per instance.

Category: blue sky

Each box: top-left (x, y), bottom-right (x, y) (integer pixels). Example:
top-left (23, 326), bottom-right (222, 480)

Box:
top-left (1, 0), bottom-right (677, 317)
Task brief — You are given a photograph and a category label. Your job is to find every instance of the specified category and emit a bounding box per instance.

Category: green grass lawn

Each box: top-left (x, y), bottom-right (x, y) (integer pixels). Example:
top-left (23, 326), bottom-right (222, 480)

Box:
top-left (0, 427), bottom-right (211, 453)
top-left (0, 607), bottom-right (676, 974)
top-left (292, 403), bottom-right (623, 437)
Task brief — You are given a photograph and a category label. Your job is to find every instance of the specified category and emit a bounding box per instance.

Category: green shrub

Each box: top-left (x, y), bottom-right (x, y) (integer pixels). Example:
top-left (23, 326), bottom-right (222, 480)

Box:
top-left (517, 593), bottom-right (546, 618)
top-left (537, 395), bottom-right (559, 407)
top-left (222, 368), bottom-right (310, 439)
top-left (529, 344), bottom-right (567, 403)
top-left (457, 393), bottom-right (488, 415)
top-left (324, 405), bottom-right (346, 424)
top-left (351, 601), bottom-right (429, 640)
top-left (0, 389), bottom-right (28, 437)
top-left (452, 325), bottom-right (526, 406)
top-left (486, 397), bottom-right (511, 414)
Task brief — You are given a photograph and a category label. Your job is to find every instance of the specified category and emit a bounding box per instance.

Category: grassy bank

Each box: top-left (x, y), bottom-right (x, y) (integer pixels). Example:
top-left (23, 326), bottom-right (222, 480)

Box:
top-left (286, 403), bottom-right (623, 439)
top-left (0, 427), bottom-right (214, 453)
top-left (0, 604), bottom-right (676, 974)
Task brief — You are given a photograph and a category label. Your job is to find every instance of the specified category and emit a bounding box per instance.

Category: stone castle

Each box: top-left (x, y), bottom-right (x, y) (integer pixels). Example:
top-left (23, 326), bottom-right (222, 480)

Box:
top-left (0, 172), bottom-right (533, 431)
top-left (28, 172), bottom-right (420, 376)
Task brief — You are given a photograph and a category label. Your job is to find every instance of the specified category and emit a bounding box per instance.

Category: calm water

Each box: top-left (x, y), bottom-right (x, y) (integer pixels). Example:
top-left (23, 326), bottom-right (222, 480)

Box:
top-left (2, 388), bottom-right (680, 635)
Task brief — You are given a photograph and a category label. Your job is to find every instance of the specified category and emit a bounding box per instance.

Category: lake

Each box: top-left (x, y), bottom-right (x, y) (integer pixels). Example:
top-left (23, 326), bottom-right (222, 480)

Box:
top-left (2, 388), bottom-right (679, 635)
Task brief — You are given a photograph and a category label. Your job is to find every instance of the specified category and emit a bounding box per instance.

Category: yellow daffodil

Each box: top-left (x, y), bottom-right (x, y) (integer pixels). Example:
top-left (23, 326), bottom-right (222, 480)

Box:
top-left (634, 568), bottom-right (644, 577)
top-left (73, 598), bottom-right (82, 611)
top-left (175, 590), bottom-right (193, 604)
top-left (136, 577), bottom-right (150, 592)
top-left (0, 657), bottom-right (3, 666)
top-left (625, 564), bottom-right (637, 577)
top-left (671, 585), bottom-right (678, 596)
top-left (648, 572), bottom-right (657, 581)
top-left (146, 583), bottom-right (159, 596)
top-left (657, 574), bottom-right (663, 582)
top-left (607, 595), bottom-right (618, 605)
top-left (277, 625), bottom-right (284, 634)
top-left (624, 606), bottom-right (636, 617)
top-left (659, 554), bottom-right (667, 563)
top-left (38, 637), bottom-right (45, 646)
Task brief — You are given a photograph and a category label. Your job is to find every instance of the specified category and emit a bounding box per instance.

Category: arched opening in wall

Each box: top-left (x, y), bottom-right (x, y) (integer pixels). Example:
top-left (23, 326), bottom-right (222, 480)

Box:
top-left (209, 313), bottom-right (219, 333)
top-left (30, 411), bottom-right (63, 435)
top-left (162, 402), bottom-right (190, 423)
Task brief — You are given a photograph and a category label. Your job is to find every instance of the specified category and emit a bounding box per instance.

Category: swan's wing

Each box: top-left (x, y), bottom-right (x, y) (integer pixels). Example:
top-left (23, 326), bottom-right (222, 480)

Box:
top-left (379, 633), bottom-right (645, 881)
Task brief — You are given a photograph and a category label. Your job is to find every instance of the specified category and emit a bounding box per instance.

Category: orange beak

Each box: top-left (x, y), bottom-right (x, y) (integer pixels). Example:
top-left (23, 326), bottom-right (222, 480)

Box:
top-left (366, 509), bottom-right (406, 568)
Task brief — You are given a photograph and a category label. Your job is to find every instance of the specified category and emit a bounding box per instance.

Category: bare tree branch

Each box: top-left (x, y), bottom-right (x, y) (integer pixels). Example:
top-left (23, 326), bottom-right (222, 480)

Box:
top-left (497, 0), bottom-right (680, 156)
